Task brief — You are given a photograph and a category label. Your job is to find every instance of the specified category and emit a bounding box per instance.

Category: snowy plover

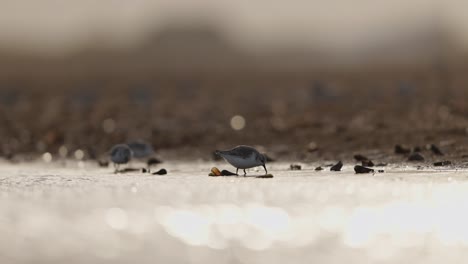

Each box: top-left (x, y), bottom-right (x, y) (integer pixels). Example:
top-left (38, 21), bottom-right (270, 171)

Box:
top-left (215, 145), bottom-right (267, 176)
top-left (110, 144), bottom-right (133, 173)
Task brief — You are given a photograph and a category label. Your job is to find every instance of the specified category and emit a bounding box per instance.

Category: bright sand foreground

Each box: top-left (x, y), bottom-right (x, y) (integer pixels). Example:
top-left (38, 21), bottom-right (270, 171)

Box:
top-left (1, 160), bottom-right (468, 263)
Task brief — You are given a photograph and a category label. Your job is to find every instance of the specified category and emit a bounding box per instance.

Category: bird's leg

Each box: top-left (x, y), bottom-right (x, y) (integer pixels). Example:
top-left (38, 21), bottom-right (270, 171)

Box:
top-left (263, 164), bottom-right (268, 175)
top-left (243, 169), bottom-right (247, 176)
top-left (114, 163), bottom-right (119, 174)
top-left (236, 168), bottom-right (239, 176)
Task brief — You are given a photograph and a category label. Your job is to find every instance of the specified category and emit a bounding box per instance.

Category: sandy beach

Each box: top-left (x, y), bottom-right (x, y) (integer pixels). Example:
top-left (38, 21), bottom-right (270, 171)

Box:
top-left (1, 160), bottom-right (468, 263)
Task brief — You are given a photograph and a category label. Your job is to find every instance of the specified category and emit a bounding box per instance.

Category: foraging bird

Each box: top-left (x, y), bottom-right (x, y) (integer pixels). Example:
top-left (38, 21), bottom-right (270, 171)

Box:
top-left (127, 140), bottom-right (154, 158)
top-left (110, 144), bottom-right (133, 173)
top-left (215, 145), bottom-right (267, 176)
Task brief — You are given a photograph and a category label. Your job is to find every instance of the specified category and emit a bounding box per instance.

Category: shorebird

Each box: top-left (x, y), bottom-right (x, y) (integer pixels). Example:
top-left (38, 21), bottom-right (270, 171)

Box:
top-left (110, 144), bottom-right (133, 173)
top-left (127, 140), bottom-right (154, 158)
top-left (215, 145), bottom-right (267, 176)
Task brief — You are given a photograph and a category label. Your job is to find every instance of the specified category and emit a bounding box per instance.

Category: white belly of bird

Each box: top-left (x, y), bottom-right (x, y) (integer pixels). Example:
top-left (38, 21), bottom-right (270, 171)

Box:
top-left (222, 154), bottom-right (261, 169)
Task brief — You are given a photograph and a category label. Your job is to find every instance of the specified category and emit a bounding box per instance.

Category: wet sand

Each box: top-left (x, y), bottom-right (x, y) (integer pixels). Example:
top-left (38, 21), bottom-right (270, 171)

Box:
top-left (2, 160), bottom-right (468, 263)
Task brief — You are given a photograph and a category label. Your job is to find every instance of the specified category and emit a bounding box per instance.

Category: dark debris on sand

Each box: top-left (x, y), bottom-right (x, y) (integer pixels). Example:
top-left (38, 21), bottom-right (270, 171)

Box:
top-left (119, 168), bottom-right (140, 173)
top-left (354, 165), bottom-right (374, 174)
top-left (221, 170), bottom-right (237, 176)
top-left (315, 166), bottom-right (323, 171)
top-left (256, 174), bottom-right (274, 178)
top-left (152, 168), bottom-right (167, 175)
top-left (330, 161), bottom-right (343, 171)
top-left (433, 161), bottom-right (452, 166)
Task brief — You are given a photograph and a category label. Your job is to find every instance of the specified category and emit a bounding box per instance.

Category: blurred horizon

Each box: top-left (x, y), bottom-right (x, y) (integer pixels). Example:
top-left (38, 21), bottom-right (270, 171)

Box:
top-left (1, 0), bottom-right (468, 67)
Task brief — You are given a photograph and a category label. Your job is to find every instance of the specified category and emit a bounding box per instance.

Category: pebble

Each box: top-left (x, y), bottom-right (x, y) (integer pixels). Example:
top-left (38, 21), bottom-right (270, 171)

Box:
top-left (152, 169), bottom-right (167, 175)
top-left (209, 168), bottom-right (237, 176)
top-left (330, 161), bottom-right (343, 171)
top-left (434, 161), bottom-right (452, 166)
top-left (221, 170), bottom-right (237, 176)
top-left (211, 167), bottom-right (222, 176)
top-left (315, 166), bottom-right (323, 171)
top-left (354, 165), bottom-right (374, 174)
top-left (120, 168), bottom-right (140, 173)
